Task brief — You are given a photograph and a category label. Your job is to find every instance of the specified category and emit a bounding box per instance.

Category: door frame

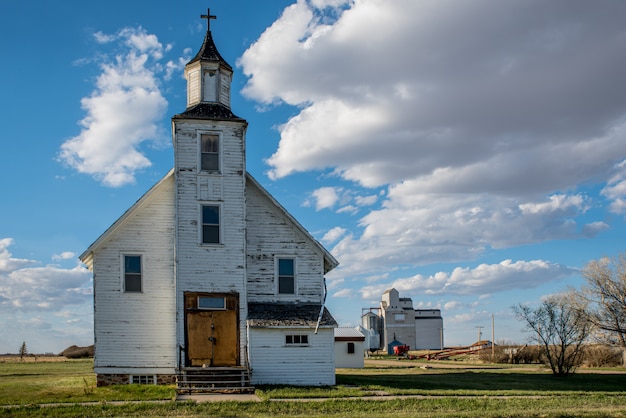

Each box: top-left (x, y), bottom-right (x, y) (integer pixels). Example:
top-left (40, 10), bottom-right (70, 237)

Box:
top-left (183, 291), bottom-right (240, 367)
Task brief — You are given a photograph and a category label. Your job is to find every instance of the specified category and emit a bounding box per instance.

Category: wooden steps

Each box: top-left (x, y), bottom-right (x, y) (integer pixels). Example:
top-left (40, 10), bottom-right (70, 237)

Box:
top-left (176, 366), bottom-right (254, 394)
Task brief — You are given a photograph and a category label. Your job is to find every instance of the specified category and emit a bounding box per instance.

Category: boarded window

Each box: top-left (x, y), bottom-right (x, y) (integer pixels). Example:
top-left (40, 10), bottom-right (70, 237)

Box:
top-left (278, 258), bottom-right (295, 294)
top-left (124, 255), bottom-right (142, 292)
top-left (201, 134), bottom-right (219, 171)
top-left (202, 205), bottom-right (220, 244)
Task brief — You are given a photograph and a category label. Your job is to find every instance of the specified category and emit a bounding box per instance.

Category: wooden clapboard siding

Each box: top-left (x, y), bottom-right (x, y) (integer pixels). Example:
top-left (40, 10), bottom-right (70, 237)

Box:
top-left (248, 328), bottom-right (335, 386)
top-left (173, 119), bottom-right (248, 362)
top-left (245, 180), bottom-right (325, 304)
top-left (91, 174), bottom-right (176, 373)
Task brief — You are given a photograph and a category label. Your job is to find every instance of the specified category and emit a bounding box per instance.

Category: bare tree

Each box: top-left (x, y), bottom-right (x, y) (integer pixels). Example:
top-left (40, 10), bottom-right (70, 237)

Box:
top-left (576, 254), bottom-right (626, 348)
top-left (514, 295), bottom-right (591, 376)
top-left (19, 341), bottom-right (28, 361)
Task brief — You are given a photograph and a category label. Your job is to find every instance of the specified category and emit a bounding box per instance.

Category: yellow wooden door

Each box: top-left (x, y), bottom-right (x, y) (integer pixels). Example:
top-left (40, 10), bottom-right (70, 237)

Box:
top-left (185, 293), bottom-right (239, 367)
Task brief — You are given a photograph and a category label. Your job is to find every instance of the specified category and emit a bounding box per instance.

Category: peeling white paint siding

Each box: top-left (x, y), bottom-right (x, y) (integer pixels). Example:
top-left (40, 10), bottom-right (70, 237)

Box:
top-left (245, 183), bottom-right (325, 304)
top-left (248, 327), bottom-right (335, 385)
top-left (173, 119), bottom-right (249, 360)
top-left (92, 176), bottom-right (176, 375)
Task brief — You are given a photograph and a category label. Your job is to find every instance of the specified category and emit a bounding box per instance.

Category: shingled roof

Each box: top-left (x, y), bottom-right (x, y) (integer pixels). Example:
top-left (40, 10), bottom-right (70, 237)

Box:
top-left (188, 29), bottom-right (232, 70)
top-left (247, 303), bottom-right (337, 328)
top-left (173, 102), bottom-right (244, 121)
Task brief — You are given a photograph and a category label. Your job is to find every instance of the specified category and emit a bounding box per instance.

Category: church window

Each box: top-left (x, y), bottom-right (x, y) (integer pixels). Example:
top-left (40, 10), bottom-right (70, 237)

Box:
top-left (201, 134), bottom-right (220, 172)
top-left (123, 255), bottom-right (142, 292)
top-left (277, 258), bottom-right (295, 294)
top-left (202, 205), bottom-right (220, 244)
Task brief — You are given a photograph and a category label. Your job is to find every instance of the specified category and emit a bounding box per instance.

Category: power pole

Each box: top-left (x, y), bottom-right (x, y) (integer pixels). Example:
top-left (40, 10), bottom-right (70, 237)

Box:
top-left (475, 325), bottom-right (484, 343)
top-left (491, 314), bottom-right (495, 358)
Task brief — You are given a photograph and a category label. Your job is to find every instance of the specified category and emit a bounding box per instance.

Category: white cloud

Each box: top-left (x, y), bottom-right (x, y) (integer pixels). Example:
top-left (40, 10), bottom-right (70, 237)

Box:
top-left (322, 226), bottom-right (347, 244)
top-left (0, 239), bottom-right (92, 313)
top-left (241, 0), bottom-right (626, 274)
top-left (52, 251), bottom-right (76, 261)
top-left (311, 186), bottom-right (342, 210)
top-left (355, 194), bottom-right (377, 206)
top-left (358, 259), bottom-right (576, 299)
top-left (59, 27), bottom-right (170, 187)
top-left (0, 238), bottom-right (36, 274)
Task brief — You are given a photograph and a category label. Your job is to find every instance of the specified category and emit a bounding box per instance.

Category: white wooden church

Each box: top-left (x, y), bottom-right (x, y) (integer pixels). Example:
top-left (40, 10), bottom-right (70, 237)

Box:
top-left (79, 10), bottom-right (339, 389)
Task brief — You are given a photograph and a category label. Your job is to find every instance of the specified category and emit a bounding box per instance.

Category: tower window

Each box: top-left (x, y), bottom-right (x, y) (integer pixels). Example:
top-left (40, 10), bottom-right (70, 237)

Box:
top-left (201, 134), bottom-right (219, 172)
top-left (202, 205), bottom-right (220, 244)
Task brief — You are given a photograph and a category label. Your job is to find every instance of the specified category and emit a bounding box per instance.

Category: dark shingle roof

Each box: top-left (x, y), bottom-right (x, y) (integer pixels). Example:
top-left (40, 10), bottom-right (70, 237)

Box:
top-left (173, 103), bottom-right (244, 121)
top-left (247, 303), bottom-right (337, 328)
top-left (188, 30), bottom-right (232, 70)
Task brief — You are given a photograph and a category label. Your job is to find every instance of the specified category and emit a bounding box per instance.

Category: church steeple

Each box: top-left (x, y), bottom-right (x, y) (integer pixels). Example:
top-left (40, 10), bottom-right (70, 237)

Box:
top-left (183, 8), bottom-right (233, 111)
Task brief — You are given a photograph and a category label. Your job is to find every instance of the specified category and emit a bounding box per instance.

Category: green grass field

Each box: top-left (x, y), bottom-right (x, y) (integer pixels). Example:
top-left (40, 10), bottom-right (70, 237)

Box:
top-left (1, 357), bottom-right (626, 417)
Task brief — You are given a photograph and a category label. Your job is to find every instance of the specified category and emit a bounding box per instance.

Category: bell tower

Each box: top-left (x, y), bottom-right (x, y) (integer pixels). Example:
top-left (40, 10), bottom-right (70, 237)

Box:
top-left (172, 9), bottom-right (248, 367)
top-left (184, 9), bottom-right (232, 109)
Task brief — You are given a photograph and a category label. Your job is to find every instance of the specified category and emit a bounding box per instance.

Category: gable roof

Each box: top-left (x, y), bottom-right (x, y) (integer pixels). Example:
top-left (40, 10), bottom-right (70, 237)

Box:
top-left (334, 327), bottom-right (365, 341)
top-left (79, 169), bottom-right (339, 274)
top-left (79, 169), bottom-right (175, 269)
top-left (246, 173), bottom-right (339, 273)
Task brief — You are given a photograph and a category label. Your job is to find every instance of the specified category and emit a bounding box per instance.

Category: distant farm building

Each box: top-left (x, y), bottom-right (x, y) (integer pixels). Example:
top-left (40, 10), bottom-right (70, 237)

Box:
top-left (362, 288), bottom-right (444, 353)
top-left (334, 327), bottom-right (365, 368)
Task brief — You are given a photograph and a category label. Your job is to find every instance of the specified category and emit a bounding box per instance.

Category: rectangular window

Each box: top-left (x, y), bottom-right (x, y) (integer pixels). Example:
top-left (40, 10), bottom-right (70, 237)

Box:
top-left (201, 134), bottom-right (219, 172)
top-left (285, 334), bottom-right (308, 346)
top-left (202, 205), bottom-right (220, 244)
top-left (198, 296), bottom-right (225, 310)
top-left (124, 255), bottom-right (142, 292)
top-left (131, 375), bottom-right (155, 384)
top-left (278, 258), bottom-right (295, 294)
top-left (347, 342), bottom-right (355, 354)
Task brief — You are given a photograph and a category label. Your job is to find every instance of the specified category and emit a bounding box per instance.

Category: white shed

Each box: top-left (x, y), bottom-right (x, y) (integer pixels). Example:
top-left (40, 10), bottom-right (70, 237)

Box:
top-left (334, 327), bottom-right (365, 368)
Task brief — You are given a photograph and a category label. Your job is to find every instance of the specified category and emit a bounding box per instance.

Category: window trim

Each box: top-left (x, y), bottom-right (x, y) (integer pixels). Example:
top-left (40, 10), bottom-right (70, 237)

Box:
top-left (285, 334), bottom-right (309, 347)
top-left (199, 132), bottom-right (221, 173)
top-left (200, 203), bottom-right (222, 245)
top-left (122, 253), bottom-right (143, 293)
top-left (276, 257), bottom-right (296, 295)
top-left (347, 342), bottom-right (355, 354)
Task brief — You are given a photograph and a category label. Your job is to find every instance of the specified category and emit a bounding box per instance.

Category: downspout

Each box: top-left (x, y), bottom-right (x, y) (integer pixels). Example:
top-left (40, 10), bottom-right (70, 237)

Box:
top-left (314, 277), bottom-right (328, 334)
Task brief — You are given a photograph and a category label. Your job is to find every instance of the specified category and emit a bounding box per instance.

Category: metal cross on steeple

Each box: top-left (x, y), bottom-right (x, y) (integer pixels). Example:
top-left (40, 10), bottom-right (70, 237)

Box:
top-left (201, 8), bottom-right (217, 31)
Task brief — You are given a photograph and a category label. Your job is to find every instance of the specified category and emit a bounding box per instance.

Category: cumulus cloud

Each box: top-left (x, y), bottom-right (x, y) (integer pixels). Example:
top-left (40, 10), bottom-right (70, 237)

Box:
top-left (242, 0), bottom-right (626, 189)
top-left (52, 251), bottom-right (76, 261)
top-left (311, 186), bottom-right (342, 210)
top-left (0, 238), bottom-right (36, 274)
top-left (358, 259), bottom-right (576, 300)
top-left (322, 226), bottom-right (347, 244)
top-left (59, 27), bottom-right (181, 187)
top-left (241, 0), bottom-right (625, 277)
top-left (0, 239), bottom-right (92, 313)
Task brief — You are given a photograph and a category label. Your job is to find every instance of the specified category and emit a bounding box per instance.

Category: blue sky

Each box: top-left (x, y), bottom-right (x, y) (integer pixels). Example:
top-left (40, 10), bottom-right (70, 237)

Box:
top-left (1, 0), bottom-right (626, 354)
